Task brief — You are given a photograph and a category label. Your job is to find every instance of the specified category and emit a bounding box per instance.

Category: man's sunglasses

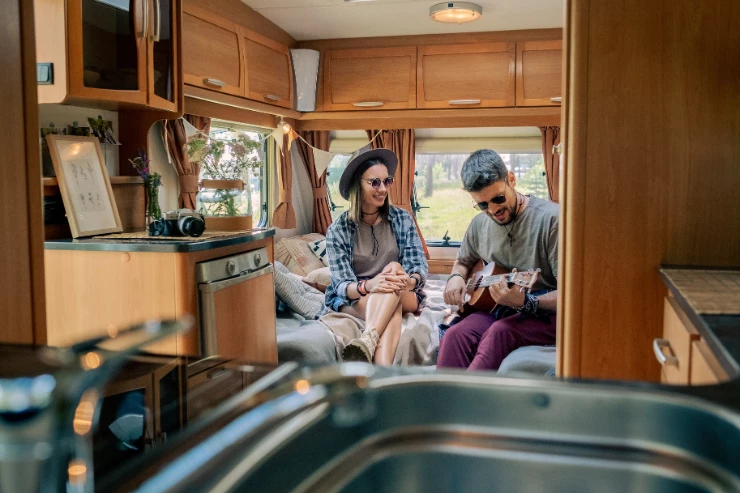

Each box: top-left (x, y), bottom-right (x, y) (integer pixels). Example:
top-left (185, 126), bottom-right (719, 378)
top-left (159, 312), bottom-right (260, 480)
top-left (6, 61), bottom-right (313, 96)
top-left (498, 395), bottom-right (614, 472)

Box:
top-left (474, 193), bottom-right (507, 211)
top-left (363, 177), bottom-right (394, 189)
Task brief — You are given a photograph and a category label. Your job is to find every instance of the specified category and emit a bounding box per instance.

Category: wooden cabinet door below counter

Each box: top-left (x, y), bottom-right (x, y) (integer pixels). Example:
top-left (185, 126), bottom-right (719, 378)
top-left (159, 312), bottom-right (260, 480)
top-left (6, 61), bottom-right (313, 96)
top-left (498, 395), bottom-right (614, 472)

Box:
top-left (243, 29), bottom-right (294, 109)
top-left (516, 40), bottom-right (563, 106)
top-left (323, 47), bottom-right (417, 111)
top-left (417, 43), bottom-right (515, 109)
top-left (182, 5), bottom-right (244, 96)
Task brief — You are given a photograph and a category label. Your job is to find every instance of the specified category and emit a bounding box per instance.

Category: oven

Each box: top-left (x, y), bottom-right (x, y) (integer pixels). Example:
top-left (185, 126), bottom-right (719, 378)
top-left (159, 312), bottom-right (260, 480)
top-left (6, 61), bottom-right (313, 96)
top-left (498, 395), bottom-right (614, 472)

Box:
top-left (196, 247), bottom-right (277, 363)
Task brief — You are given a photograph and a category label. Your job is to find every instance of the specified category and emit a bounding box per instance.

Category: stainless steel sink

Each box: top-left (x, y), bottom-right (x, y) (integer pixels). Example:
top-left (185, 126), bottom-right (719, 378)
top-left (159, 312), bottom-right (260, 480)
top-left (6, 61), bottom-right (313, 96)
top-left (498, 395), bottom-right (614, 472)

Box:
top-left (133, 366), bottom-right (740, 493)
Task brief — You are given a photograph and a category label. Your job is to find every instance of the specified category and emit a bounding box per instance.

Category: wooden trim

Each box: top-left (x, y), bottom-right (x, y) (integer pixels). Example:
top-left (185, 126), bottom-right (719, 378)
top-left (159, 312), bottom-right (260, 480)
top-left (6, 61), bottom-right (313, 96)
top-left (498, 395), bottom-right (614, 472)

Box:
top-left (296, 28), bottom-right (564, 51)
top-left (417, 42), bottom-right (516, 109)
top-left (66, 0), bottom-right (148, 105)
top-left (557, 0), bottom-right (588, 378)
top-left (295, 106), bottom-right (561, 131)
top-left (35, 0), bottom-right (67, 104)
top-left (0, 0), bottom-right (47, 344)
top-left (428, 259), bottom-right (455, 275)
top-left (516, 40), bottom-right (563, 106)
top-left (185, 85), bottom-right (301, 119)
top-left (147, 0), bottom-right (180, 112)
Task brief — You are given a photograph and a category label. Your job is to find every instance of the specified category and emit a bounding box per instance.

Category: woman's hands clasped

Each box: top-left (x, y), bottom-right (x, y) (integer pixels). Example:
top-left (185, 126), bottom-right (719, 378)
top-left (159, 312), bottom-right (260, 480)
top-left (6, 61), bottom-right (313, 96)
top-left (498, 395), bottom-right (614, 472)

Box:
top-left (364, 262), bottom-right (415, 294)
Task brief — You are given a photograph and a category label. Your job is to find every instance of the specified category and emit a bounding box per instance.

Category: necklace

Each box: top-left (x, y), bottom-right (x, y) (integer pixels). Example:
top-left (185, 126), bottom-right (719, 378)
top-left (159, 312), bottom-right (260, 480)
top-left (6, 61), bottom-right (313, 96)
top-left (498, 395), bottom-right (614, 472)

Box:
top-left (504, 193), bottom-right (523, 247)
top-left (361, 209), bottom-right (380, 226)
top-left (361, 209), bottom-right (381, 255)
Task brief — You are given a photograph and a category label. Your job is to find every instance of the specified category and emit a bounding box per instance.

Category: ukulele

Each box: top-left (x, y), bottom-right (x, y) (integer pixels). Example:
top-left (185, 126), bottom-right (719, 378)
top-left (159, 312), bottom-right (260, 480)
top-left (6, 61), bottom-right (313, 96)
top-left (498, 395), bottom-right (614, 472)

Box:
top-left (458, 260), bottom-right (540, 317)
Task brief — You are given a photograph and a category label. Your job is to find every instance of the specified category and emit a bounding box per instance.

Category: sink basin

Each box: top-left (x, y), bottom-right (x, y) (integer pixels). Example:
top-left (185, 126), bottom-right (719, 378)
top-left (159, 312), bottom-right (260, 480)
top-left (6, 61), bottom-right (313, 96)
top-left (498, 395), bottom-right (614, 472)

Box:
top-left (132, 368), bottom-right (740, 493)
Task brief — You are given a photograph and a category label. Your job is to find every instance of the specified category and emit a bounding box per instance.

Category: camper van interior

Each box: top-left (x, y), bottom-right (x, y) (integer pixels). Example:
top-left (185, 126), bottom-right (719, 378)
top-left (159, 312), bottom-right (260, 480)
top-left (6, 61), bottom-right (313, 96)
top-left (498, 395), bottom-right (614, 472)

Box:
top-left (1, 0), bottom-right (739, 491)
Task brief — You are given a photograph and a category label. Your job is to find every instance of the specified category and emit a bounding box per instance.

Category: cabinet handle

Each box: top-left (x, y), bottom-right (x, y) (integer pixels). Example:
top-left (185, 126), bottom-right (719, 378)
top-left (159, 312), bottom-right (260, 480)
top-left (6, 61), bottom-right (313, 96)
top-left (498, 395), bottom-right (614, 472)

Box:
top-left (448, 99), bottom-right (481, 105)
top-left (352, 101), bottom-right (384, 107)
top-left (138, 0), bottom-right (149, 39)
top-left (203, 78), bottom-right (226, 88)
top-left (264, 94), bottom-right (281, 101)
top-left (550, 97), bottom-right (562, 103)
top-left (153, 0), bottom-right (162, 42)
top-left (653, 338), bottom-right (679, 366)
top-left (207, 368), bottom-right (230, 380)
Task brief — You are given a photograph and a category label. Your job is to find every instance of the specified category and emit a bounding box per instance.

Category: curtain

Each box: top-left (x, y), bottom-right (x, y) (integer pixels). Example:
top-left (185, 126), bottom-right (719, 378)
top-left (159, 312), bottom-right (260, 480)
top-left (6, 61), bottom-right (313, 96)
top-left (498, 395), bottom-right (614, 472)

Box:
top-left (539, 126), bottom-right (561, 203)
top-left (366, 129), bottom-right (430, 259)
top-left (296, 130), bottom-right (332, 235)
top-left (163, 115), bottom-right (211, 209)
top-left (272, 131), bottom-right (297, 229)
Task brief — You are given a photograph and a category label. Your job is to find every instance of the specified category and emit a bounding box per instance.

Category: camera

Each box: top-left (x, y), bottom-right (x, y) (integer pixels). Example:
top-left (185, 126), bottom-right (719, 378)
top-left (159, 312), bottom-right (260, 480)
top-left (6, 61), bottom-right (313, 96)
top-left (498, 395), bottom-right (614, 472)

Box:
top-left (148, 209), bottom-right (206, 237)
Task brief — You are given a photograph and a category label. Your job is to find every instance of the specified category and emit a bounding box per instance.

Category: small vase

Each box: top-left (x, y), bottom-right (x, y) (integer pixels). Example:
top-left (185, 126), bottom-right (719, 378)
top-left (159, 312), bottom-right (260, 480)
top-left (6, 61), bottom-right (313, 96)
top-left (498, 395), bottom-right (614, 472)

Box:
top-left (144, 180), bottom-right (162, 227)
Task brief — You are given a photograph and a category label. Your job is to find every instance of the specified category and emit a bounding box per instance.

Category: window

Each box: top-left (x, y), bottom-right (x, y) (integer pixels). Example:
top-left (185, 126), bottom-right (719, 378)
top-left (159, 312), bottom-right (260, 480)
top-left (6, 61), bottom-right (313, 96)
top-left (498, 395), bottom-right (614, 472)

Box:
top-left (206, 123), bottom-right (270, 226)
top-left (414, 152), bottom-right (547, 243)
top-left (326, 153), bottom-right (351, 221)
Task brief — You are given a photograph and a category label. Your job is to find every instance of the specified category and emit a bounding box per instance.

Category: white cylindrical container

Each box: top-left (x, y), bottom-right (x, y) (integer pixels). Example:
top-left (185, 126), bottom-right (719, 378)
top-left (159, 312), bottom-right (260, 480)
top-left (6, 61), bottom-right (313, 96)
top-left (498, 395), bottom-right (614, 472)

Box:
top-left (290, 49), bottom-right (320, 112)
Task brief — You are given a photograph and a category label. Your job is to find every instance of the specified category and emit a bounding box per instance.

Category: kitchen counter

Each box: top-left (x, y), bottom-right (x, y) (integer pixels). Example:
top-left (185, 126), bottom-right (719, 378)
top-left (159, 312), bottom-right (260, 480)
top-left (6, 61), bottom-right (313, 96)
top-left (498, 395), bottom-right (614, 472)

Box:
top-left (44, 227), bottom-right (275, 253)
top-left (660, 266), bottom-right (740, 379)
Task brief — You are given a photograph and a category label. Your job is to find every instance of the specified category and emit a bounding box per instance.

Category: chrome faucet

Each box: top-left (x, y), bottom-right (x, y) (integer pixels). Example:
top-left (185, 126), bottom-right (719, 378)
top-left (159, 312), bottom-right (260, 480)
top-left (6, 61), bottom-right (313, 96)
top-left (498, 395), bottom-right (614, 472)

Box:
top-left (0, 318), bottom-right (192, 493)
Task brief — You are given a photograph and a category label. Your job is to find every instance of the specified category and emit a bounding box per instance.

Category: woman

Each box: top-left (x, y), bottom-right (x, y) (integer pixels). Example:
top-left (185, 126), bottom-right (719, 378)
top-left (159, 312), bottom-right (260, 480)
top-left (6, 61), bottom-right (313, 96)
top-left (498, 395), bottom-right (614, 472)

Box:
top-left (325, 148), bottom-right (428, 365)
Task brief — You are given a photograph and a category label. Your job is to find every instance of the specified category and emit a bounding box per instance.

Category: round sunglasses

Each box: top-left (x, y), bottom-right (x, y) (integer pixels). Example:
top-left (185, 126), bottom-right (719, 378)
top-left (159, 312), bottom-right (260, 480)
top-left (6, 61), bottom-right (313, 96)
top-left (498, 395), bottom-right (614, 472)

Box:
top-left (473, 182), bottom-right (509, 211)
top-left (362, 177), bottom-right (394, 189)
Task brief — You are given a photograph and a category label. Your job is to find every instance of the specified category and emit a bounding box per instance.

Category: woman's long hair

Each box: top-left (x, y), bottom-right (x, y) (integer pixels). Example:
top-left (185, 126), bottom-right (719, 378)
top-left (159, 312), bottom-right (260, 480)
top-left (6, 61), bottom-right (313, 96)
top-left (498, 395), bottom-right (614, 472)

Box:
top-left (347, 158), bottom-right (392, 224)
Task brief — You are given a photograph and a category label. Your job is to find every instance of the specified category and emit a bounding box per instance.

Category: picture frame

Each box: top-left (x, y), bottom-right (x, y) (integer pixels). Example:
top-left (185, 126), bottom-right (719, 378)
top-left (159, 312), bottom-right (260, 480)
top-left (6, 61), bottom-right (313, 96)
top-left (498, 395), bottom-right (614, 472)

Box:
top-left (45, 135), bottom-right (123, 238)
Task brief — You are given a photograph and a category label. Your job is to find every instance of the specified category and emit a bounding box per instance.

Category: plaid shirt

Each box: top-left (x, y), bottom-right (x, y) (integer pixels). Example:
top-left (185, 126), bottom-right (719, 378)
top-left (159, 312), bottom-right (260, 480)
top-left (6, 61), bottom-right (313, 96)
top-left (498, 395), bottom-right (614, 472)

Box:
top-left (325, 206), bottom-right (428, 311)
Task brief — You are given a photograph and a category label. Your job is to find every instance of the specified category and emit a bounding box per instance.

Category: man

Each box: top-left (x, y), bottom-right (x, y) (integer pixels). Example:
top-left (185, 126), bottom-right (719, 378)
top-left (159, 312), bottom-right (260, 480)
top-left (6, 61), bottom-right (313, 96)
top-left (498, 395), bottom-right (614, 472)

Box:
top-left (438, 149), bottom-right (559, 371)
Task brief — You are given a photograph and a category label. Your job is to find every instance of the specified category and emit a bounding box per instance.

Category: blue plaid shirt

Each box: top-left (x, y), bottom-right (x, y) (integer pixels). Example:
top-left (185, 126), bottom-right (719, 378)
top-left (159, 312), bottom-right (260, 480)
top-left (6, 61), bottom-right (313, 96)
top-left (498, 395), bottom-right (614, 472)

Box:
top-left (325, 206), bottom-right (428, 311)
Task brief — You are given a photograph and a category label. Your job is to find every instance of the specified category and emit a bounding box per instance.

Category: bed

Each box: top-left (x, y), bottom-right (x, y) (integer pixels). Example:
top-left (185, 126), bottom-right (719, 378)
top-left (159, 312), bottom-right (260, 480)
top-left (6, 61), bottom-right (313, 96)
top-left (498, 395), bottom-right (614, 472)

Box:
top-left (276, 279), bottom-right (556, 377)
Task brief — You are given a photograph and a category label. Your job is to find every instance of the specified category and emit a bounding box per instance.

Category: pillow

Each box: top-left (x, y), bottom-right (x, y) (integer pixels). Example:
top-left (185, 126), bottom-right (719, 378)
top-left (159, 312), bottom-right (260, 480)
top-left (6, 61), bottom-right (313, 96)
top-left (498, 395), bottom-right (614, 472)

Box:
top-left (273, 261), bottom-right (326, 319)
top-left (303, 266), bottom-right (331, 293)
top-left (307, 238), bottom-right (328, 267)
top-left (274, 233), bottom-right (326, 276)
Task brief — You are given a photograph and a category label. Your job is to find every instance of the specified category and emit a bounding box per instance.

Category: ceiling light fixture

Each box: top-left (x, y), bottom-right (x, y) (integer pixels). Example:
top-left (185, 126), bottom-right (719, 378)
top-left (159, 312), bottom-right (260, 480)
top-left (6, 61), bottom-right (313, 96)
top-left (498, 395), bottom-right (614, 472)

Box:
top-left (430, 2), bottom-right (483, 23)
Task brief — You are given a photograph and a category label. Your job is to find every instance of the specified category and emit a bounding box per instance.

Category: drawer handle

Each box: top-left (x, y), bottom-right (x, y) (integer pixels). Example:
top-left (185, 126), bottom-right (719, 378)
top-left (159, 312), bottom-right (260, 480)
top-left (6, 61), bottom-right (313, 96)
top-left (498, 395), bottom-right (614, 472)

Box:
top-left (653, 338), bottom-right (679, 366)
top-left (448, 99), bottom-right (481, 105)
top-left (264, 94), bottom-right (281, 101)
top-left (207, 368), bottom-right (230, 380)
top-left (550, 97), bottom-right (562, 103)
top-left (203, 78), bottom-right (226, 88)
top-left (352, 101), bottom-right (384, 107)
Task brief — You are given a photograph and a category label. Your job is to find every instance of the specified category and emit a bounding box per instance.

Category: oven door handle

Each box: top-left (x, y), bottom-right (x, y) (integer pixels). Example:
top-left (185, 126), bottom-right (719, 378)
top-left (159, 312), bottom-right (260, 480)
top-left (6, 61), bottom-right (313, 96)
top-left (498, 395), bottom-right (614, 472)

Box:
top-left (199, 264), bottom-right (273, 293)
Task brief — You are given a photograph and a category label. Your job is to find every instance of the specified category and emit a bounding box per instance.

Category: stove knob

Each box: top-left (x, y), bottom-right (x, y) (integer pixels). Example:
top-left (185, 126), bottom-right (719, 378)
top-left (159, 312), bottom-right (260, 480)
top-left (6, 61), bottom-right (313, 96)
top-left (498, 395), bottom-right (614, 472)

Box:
top-left (254, 253), bottom-right (262, 267)
top-left (226, 260), bottom-right (238, 276)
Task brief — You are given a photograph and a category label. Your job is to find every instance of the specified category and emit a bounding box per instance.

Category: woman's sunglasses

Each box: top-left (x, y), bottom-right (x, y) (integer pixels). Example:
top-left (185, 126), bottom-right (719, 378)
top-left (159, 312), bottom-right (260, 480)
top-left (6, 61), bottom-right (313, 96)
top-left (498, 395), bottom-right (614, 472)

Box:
top-left (363, 177), bottom-right (394, 189)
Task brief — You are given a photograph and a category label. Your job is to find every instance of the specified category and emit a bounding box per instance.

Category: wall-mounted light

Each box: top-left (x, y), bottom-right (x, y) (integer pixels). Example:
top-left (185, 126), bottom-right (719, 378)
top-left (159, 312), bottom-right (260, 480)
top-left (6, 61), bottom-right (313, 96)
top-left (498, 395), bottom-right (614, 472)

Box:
top-left (430, 2), bottom-right (483, 23)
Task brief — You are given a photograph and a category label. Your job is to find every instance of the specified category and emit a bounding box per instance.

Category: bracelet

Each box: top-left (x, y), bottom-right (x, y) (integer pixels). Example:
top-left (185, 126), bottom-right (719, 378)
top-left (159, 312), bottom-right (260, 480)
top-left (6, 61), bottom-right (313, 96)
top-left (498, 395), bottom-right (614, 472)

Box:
top-left (410, 273), bottom-right (421, 290)
top-left (447, 273), bottom-right (464, 284)
top-left (357, 280), bottom-right (368, 297)
top-left (516, 293), bottom-right (539, 315)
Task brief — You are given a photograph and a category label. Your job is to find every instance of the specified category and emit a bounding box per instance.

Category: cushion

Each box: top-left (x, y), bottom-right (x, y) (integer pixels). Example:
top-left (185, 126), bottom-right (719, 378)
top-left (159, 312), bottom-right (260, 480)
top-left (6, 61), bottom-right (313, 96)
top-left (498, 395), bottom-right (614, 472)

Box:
top-left (307, 238), bottom-right (328, 267)
top-left (274, 233), bottom-right (326, 277)
top-left (303, 266), bottom-right (331, 293)
top-left (273, 261), bottom-right (327, 320)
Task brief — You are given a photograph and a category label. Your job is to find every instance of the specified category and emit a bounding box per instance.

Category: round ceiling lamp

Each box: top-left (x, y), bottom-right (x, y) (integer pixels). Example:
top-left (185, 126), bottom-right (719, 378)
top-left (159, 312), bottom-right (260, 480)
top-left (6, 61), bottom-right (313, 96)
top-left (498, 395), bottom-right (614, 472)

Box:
top-left (429, 2), bottom-right (483, 23)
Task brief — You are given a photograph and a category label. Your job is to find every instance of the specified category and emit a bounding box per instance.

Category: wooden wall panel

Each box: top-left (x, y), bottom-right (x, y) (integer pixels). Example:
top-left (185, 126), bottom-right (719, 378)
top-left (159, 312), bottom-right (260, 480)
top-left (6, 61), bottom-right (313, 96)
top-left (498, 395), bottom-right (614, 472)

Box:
top-left (560, 0), bottom-right (740, 381)
top-left (0, 0), bottom-right (46, 344)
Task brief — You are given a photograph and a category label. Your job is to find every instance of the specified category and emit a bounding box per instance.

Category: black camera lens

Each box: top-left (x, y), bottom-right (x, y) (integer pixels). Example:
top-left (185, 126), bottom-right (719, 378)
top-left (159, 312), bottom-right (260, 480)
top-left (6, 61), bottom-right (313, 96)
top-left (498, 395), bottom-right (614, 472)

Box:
top-left (148, 219), bottom-right (166, 236)
top-left (178, 216), bottom-right (205, 237)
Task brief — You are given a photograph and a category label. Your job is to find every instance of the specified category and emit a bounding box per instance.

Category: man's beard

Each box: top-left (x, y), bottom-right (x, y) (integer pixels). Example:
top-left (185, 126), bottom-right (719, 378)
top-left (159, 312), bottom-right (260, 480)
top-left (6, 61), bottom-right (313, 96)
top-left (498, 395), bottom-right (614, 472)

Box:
top-left (488, 201), bottom-right (518, 226)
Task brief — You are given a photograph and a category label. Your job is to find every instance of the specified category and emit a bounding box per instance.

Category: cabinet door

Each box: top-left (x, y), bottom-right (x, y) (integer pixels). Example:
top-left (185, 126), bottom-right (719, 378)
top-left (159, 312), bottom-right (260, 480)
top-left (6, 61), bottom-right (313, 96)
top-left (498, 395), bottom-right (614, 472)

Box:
top-left (657, 297), bottom-right (699, 385)
top-left (324, 47), bottom-right (417, 111)
top-left (182, 5), bottom-right (244, 96)
top-left (67, 0), bottom-right (148, 105)
top-left (417, 43), bottom-right (515, 109)
top-left (147, 0), bottom-right (179, 111)
top-left (690, 340), bottom-right (728, 385)
top-left (243, 29), bottom-right (294, 109)
top-left (516, 40), bottom-right (563, 106)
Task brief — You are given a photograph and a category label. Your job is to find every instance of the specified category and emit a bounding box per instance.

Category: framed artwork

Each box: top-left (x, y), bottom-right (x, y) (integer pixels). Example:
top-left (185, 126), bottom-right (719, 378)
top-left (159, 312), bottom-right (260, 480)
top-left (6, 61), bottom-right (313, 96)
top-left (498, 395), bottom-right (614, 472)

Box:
top-left (45, 135), bottom-right (122, 238)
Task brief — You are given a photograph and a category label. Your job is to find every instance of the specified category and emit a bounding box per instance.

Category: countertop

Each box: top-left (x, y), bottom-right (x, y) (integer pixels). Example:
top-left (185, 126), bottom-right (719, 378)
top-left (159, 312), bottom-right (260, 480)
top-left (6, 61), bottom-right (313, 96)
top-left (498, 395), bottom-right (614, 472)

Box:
top-left (660, 266), bottom-right (740, 379)
top-left (44, 227), bottom-right (275, 253)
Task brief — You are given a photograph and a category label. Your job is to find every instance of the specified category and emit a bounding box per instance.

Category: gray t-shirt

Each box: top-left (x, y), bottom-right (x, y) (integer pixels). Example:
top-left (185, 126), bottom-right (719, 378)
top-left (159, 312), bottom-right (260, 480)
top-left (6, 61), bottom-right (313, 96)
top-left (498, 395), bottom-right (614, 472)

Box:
top-left (353, 216), bottom-right (399, 279)
top-left (457, 196), bottom-right (559, 291)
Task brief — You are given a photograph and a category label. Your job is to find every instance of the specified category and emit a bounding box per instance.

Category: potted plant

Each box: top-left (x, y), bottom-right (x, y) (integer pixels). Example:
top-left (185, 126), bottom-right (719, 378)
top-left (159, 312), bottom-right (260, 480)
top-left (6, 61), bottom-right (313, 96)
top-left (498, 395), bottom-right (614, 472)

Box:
top-left (187, 134), bottom-right (263, 231)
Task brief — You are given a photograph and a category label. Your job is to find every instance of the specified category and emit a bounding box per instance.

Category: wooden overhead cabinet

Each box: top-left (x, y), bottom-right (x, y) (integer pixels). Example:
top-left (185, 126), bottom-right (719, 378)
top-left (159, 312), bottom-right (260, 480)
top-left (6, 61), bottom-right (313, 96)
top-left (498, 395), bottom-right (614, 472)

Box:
top-left (516, 40), bottom-right (562, 106)
top-left (35, 0), bottom-right (181, 111)
top-left (182, 4), bottom-right (245, 97)
top-left (323, 47), bottom-right (417, 111)
top-left (243, 29), bottom-right (294, 109)
top-left (417, 43), bottom-right (515, 109)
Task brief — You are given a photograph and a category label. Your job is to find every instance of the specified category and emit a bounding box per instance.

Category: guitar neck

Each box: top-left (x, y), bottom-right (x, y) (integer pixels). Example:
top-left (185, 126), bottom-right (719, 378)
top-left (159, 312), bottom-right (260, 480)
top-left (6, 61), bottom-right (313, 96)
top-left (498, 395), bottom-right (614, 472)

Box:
top-left (467, 274), bottom-right (512, 289)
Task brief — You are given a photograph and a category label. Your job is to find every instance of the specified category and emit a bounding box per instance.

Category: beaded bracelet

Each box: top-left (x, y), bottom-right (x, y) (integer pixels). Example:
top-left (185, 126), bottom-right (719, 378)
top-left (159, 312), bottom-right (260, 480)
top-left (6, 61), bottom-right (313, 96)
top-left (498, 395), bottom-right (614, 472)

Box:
top-left (516, 293), bottom-right (539, 315)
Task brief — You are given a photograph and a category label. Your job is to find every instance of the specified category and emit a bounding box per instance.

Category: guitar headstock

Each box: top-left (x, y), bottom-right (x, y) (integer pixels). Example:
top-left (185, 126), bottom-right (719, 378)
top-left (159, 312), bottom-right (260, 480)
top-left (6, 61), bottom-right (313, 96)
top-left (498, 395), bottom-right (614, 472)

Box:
top-left (509, 269), bottom-right (540, 290)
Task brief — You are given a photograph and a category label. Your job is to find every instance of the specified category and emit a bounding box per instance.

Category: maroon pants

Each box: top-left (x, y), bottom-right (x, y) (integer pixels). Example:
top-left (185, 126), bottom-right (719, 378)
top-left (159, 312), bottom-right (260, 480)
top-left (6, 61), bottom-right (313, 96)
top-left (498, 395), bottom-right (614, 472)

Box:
top-left (437, 311), bottom-right (556, 371)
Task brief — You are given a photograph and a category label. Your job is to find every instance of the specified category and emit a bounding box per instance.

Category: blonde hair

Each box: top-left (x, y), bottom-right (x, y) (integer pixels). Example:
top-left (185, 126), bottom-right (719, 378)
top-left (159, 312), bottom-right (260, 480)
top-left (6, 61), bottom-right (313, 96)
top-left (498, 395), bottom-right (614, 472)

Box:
top-left (347, 158), bottom-right (392, 223)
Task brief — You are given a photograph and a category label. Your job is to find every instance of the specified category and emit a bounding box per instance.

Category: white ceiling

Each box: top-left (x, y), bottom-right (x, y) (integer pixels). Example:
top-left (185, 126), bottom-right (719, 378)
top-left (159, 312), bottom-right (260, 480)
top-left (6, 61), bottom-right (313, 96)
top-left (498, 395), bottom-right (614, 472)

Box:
top-left (332, 127), bottom-right (540, 139)
top-left (242, 0), bottom-right (564, 41)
